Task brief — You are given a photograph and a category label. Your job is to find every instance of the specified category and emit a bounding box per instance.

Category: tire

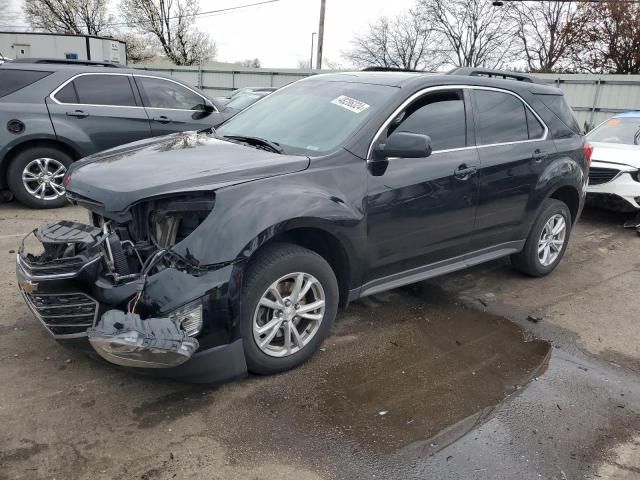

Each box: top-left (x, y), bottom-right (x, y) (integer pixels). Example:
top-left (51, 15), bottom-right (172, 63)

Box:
top-left (511, 199), bottom-right (572, 277)
top-left (240, 243), bottom-right (339, 375)
top-left (7, 146), bottom-right (73, 209)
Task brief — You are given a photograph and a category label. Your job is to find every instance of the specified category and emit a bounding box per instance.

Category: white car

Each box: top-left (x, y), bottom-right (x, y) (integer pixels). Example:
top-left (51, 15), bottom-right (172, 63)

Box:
top-left (586, 111), bottom-right (640, 211)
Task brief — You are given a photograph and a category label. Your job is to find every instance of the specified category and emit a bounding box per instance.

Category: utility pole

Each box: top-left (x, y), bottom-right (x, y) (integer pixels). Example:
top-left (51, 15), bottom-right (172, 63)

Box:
top-left (310, 32), bottom-right (317, 69)
top-left (316, 0), bottom-right (326, 70)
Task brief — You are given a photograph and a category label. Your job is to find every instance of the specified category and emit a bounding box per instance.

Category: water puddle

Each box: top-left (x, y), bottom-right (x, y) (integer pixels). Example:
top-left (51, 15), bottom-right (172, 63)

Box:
top-left (228, 284), bottom-right (551, 456)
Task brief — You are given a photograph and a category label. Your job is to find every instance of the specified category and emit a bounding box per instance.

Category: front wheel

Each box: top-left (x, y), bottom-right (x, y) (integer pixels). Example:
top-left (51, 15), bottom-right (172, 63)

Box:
top-left (511, 199), bottom-right (572, 277)
top-left (240, 243), bottom-right (339, 375)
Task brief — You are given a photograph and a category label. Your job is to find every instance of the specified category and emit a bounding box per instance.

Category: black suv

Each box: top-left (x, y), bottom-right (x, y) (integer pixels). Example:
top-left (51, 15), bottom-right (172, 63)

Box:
top-left (0, 60), bottom-right (223, 208)
top-left (16, 69), bottom-right (588, 384)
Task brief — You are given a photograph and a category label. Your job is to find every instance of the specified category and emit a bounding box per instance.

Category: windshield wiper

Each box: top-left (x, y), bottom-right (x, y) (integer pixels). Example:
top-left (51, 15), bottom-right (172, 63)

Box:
top-left (634, 127), bottom-right (640, 145)
top-left (222, 135), bottom-right (283, 154)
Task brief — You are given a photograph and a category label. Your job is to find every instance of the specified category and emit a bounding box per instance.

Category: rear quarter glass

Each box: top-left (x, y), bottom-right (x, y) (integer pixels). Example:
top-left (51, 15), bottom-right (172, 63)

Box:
top-left (535, 94), bottom-right (581, 134)
top-left (0, 70), bottom-right (53, 98)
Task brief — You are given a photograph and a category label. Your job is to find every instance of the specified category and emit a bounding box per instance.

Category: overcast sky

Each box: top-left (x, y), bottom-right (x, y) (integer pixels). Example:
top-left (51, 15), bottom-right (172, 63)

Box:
top-left (196, 0), bottom-right (416, 68)
top-left (6, 0), bottom-right (416, 68)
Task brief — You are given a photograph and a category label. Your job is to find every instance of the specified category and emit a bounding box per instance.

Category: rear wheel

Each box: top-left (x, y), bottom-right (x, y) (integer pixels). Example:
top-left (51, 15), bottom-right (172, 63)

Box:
top-left (511, 199), bottom-right (572, 277)
top-left (240, 243), bottom-right (338, 375)
top-left (7, 146), bottom-right (72, 209)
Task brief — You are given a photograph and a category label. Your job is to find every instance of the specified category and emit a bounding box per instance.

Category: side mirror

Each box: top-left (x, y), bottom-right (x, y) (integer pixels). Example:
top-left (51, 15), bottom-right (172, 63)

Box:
top-left (373, 132), bottom-right (432, 160)
top-left (203, 101), bottom-right (215, 113)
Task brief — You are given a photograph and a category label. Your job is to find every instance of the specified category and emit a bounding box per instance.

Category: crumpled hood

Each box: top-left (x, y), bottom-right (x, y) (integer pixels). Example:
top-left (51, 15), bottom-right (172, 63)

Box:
top-left (590, 142), bottom-right (640, 168)
top-left (66, 131), bottom-right (309, 212)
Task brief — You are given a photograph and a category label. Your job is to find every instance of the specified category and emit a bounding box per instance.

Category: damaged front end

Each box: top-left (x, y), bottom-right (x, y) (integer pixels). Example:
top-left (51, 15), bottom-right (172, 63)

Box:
top-left (16, 193), bottom-right (244, 375)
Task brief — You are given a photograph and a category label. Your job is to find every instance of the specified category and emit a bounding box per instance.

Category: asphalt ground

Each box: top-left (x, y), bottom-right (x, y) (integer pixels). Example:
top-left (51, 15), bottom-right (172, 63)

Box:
top-left (1, 202), bottom-right (639, 480)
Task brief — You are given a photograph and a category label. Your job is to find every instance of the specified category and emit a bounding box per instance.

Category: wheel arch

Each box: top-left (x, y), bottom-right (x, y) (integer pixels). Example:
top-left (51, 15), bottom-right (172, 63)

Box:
top-left (241, 221), bottom-right (360, 309)
top-left (1, 138), bottom-right (81, 188)
top-left (548, 184), bottom-right (580, 225)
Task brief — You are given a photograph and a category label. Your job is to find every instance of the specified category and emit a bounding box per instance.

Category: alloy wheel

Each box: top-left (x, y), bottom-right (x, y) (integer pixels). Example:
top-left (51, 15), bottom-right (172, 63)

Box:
top-left (538, 214), bottom-right (566, 267)
top-left (252, 272), bottom-right (326, 358)
top-left (22, 158), bottom-right (67, 201)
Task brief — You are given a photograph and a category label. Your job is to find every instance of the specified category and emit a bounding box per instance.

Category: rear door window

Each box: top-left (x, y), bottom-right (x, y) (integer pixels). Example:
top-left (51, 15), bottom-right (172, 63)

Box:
top-left (69, 74), bottom-right (137, 106)
top-left (387, 90), bottom-right (467, 151)
top-left (474, 90), bottom-right (529, 145)
top-left (135, 76), bottom-right (208, 110)
top-left (0, 69), bottom-right (52, 98)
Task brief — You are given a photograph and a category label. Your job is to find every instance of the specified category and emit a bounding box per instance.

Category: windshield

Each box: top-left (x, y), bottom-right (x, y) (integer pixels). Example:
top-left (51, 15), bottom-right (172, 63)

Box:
top-left (217, 80), bottom-right (396, 156)
top-left (588, 116), bottom-right (640, 145)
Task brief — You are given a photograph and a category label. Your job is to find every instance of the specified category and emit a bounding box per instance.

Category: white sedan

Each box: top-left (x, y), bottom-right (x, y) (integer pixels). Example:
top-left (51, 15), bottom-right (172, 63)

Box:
top-left (586, 111), bottom-right (640, 211)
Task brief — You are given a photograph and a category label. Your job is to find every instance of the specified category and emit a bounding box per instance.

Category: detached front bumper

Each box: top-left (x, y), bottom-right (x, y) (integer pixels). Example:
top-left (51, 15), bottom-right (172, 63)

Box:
top-left (16, 222), bottom-right (247, 384)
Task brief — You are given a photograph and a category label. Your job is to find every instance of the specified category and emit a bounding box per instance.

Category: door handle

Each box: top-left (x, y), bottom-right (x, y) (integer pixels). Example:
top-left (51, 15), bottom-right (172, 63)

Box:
top-left (454, 164), bottom-right (478, 180)
top-left (152, 116), bottom-right (171, 124)
top-left (66, 110), bottom-right (89, 118)
top-left (533, 149), bottom-right (548, 162)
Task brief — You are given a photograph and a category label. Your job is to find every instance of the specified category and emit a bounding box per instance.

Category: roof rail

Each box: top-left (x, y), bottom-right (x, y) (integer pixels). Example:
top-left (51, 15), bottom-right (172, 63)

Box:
top-left (448, 67), bottom-right (542, 84)
top-left (10, 58), bottom-right (124, 68)
top-left (361, 66), bottom-right (423, 73)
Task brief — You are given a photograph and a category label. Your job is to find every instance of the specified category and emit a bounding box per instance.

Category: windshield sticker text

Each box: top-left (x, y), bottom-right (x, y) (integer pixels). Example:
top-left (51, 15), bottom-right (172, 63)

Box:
top-left (331, 95), bottom-right (370, 114)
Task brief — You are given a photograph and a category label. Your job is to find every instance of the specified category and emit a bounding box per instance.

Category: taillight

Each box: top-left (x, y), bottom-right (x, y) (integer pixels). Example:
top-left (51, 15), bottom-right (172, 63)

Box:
top-left (584, 142), bottom-right (593, 167)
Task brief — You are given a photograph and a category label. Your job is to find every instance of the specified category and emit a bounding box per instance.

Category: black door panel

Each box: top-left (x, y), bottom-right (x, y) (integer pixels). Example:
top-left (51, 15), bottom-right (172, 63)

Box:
top-left (366, 149), bottom-right (480, 281)
top-left (470, 89), bottom-right (556, 248)
top-left (365, 89), bottom-right (479, 282)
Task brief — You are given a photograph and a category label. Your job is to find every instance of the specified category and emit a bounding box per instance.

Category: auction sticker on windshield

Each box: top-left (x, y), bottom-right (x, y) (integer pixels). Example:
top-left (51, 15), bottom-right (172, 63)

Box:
top-left (331, 95), bottom-right (371, 114)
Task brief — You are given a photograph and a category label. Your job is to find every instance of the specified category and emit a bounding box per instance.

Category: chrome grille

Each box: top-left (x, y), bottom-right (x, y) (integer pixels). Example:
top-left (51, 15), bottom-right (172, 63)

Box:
top-left (589, 167), bottom-right (620, 186)
top-left (18, 254), bottom-right (101, 279)
top-left (21, 291), bottom-right (98, 338)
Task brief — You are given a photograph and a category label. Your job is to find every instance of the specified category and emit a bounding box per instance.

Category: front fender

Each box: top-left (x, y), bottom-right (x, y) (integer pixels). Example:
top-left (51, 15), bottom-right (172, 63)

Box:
top-left (173, 154), bottom-right (367, 275)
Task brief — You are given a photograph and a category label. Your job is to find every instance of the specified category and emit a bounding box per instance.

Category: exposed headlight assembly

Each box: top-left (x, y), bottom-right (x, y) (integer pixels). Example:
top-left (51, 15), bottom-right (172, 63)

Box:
top-left (168, 300), bottom-right (203, 337)
top-left (87, 310), bottom-right (199, 369)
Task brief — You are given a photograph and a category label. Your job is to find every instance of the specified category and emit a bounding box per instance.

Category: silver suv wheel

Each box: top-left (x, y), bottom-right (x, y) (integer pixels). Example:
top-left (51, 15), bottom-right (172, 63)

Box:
top-left (252, 272), bottom-right (326, 358)
top-left (22, 158), bottom-right (67, 201)
top-left (538, 214), bottom-right (567, 267)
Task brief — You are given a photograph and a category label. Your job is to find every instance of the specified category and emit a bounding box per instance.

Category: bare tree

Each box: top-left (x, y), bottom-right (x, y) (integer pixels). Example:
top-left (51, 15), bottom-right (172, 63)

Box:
top-left (120, 0), bottom-right (215, 66)
top-left (120, 32), bottom-right (157, 64)
top-left (508, 0), bottom-right (582, 73)
top-left (569, 1), bottom-right (640, 74)
top-left (416, 0), bottom-right (517, 69)
top-left (346, 12), bottom-right (442, 71)
top-left (24, 0), bottom-right (113, 35)
top-left (235, 58), bottom-right (261, 68)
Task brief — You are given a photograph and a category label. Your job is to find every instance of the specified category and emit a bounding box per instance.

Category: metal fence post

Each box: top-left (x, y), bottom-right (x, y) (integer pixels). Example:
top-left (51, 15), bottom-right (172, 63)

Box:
top-left (589, 79), bottom-right (602, 129)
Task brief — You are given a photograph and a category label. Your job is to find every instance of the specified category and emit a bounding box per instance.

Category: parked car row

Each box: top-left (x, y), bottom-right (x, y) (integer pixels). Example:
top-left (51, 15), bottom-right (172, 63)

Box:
top-left (0, 59), bottom-right (273, 208)
top-left (15, 66), bottom-right (588, 383)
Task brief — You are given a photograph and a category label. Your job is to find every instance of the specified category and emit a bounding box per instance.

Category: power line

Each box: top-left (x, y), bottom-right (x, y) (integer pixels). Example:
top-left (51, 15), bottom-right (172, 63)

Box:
top-left (105, 0), bottom-right (281, 27)
top-left (0, 0), bottom-right (280, 29)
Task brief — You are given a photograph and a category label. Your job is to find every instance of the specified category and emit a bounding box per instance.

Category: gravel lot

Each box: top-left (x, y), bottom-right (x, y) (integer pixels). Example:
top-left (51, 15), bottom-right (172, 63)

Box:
top-left (1, 202), bottom-right (639, 480)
